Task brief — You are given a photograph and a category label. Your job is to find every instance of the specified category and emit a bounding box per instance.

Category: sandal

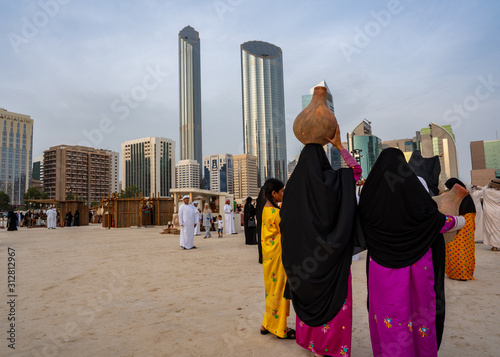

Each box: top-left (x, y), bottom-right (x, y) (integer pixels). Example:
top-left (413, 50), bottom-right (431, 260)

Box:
top-left (277, 328), bottom-right (296, 339)
top-left (492, 247), bottom-right (498, 251)
top-left (260, 328), bottom-right (270, 335)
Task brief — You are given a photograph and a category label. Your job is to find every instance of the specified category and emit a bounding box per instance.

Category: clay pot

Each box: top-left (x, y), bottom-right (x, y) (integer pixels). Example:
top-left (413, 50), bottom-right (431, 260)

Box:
top-left (433, 183), bottom-right (468, 244)
top-left (293, 86), bottom-right (337, 145)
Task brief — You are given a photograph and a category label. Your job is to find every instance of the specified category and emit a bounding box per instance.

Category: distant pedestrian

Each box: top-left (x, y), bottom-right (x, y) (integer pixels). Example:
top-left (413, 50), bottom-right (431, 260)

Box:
top-left (65, 211), bottom-right (73, 227)
top-left (224, 199), bottom-right (236, 234)
top-left (7, 211), bottom-right (18, 231)
top-left (243, 197), bottom-right (257, 245)
top-left (193, 201), bottom-right (201, 236)
top-left (202, 203), bottom-right (213, 238)
top-left (216, 215), bottom-right (224, 238)
top-left (74, 210), bottom-right (80, 226)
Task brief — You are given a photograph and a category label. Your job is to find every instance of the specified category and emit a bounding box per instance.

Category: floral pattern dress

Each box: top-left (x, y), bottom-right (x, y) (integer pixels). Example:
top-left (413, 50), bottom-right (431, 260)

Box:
top-left (261, 206), bottom-right (290, 338)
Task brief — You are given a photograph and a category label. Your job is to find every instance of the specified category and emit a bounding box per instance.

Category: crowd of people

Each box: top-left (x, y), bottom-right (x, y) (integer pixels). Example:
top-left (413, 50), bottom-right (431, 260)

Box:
top-left (4, 206), bottom-right (100, 230)
top-left (250, 124), bottom-right (500, 357)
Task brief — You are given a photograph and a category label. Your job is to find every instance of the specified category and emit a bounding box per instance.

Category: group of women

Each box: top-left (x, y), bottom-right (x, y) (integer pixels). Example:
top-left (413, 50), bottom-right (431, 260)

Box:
top-left (257, 125), bottom-right (470, 357)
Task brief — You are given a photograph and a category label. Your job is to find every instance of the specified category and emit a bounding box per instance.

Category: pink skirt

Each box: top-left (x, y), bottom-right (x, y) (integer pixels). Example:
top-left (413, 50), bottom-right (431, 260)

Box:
top-left (296, 274), bottom-right (352, 356)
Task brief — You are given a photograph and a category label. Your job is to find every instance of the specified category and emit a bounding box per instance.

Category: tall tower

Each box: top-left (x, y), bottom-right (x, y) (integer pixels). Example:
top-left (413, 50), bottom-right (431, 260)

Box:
top-left (179, 26), bottom-right (202, 177)
top-left (0, 108), bottom-right (34, 206)
top-left (241, 40), bottom-right (287, 186)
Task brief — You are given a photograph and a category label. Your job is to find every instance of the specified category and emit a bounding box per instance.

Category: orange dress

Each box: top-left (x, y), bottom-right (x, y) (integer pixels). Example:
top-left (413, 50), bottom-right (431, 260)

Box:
top-left (445, 212), bottom-right (476, 280)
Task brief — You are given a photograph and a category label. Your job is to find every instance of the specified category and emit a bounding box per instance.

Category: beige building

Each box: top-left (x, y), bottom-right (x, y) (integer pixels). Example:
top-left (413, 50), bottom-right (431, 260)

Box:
top-left (176, 159), bottom-right (200, 189)
top-left (121, 137), bottom-right (175, 197)
top-left (43, 145), bottom-right (111, 203)
top-left (0, 108), bottom-right (34, 205)
top-left (233, 154), bottom-right (259, 200)
top-left (470, 140), bottom-right (500, 186)
top-left (104, 149), bottom-right (120, 194)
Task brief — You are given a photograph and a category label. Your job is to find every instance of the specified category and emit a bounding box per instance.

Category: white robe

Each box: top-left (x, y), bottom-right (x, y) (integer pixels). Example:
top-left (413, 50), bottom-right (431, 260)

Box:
top-left (194, 207), bottom-right (201, 235)
top-left (224, 204), bottom-right (236, 234)
top-left (480, 187), bottom-right (500, 247)
top-left (471, 189), bottom-right (485, 242)
top-left (47, 209), bottom-right (57, 229)
top-left (179, 203), bottom-right (196, 249)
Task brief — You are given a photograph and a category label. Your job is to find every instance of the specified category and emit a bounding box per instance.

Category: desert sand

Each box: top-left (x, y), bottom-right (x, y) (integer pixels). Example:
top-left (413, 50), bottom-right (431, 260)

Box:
top-left (0, 224), bottom-right (498, 357)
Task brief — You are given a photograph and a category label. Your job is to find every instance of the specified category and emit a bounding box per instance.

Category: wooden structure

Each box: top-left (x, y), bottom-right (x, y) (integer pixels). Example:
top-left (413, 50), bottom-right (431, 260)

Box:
top-left (101, 193), bottom-right (174, 228)
top-left (25, 199), bottom-right (89, 227)
top-left (59, 200), bottom-right (89, 226)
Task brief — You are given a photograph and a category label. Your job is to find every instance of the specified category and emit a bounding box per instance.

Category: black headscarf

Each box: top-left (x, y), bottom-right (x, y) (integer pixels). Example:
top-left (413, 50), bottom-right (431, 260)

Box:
top-left (445, 178), bottom-right (476, 215)
top-left (358, 148), bottom-right (447, 349)
top-left (359, 148), bottom-right (446, 268)
top-left (408, 150), bottom-right (441, 196)
top-left (280, 144), bottom-right (357, 327)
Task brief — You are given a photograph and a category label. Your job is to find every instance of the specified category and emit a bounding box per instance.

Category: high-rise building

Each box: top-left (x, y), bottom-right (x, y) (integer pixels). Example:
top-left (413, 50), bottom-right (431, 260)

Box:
top-left (0, 108), bottom-right (34, 205)
top-left (43, 145), bottom-right (110, 203)
top-left (470, 139), bottom-right (500, 186)
top-left (31, 155), bottom-right (44, 191)
top-left (121, 137), bottom-right (175, 197)
top-left (233, 154), bottom-right (259, 199)
top-left (32, 155), bottom-right (43, 181)
top-left (176, 159), bottom-right (200, 189)
top-left (347, 120), bottom-right (382, 178)
top-left (204, 154), bottom-right (234, 194)
top-left (241, 40), bottom-right (287, 186)
top-left (179, 25), bottom-right (202, 178)
top-left (420, 123), bottom-right (459, 187)
top-left (104, 150), bottom-right (119, 194)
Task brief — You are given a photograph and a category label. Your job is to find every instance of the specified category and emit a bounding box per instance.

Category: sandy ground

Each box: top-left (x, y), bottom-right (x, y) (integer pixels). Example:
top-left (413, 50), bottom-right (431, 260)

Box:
top-left (0, 225), bottom-right (498, 357)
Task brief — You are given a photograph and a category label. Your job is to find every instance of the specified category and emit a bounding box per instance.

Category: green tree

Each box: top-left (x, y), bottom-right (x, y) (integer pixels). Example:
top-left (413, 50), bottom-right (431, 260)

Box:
top-left (66, 192), bottom-right (75, 200)
top-left (119, 185), bottom-right (141, 198)
top-left (0, 191), bottom-right (11, 211)
top-left (24, 187), bottom-right (44, 201)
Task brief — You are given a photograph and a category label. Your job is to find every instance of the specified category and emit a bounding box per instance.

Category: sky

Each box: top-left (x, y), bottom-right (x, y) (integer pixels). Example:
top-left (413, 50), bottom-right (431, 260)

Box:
top-left (1, 0), bottom-right (499, 183)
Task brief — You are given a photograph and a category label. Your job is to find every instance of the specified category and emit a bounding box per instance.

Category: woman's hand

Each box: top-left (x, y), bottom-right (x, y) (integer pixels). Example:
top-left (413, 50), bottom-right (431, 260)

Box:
top-left (325, 124), bottom-right (343, 151)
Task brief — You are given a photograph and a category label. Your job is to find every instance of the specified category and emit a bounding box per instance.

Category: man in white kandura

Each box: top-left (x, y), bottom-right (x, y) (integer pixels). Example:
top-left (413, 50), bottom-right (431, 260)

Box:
top-left (193, 201), bottom-right (201, 236)
top-left (47, 207), bottom-right (57, 229)
top-left (178, 195), bottom-right (197, 250)
top-left (224, 199), bottom-right (236, 235)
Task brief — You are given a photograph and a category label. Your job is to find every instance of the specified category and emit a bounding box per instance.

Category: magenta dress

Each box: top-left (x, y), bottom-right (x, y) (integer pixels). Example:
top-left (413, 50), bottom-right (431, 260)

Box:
top-left (368, 216), bottom-right (458, 357)
top-left (295, 149), bottom-right (361, 357)
top-left (296, 274), bottom-right (352, 356)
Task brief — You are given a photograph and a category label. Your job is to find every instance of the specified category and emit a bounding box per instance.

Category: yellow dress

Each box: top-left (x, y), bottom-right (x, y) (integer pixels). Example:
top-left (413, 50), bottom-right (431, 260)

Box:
top-left (261, 206), bottom-right (290, 338)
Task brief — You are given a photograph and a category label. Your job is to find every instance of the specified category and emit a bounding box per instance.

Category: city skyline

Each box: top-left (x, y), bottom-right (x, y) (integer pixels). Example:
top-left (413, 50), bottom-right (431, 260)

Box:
top-left (1, 1), bottom-right (500, 183)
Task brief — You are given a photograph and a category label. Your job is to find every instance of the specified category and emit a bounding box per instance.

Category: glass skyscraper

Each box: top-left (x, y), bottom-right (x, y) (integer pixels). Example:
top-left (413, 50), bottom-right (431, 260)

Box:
top-left (241, 40), bottom-right (287, 186)
top-left (179, 26), bottom-right (202, 176)
top-left (0, 108), bottom-right (33, 206)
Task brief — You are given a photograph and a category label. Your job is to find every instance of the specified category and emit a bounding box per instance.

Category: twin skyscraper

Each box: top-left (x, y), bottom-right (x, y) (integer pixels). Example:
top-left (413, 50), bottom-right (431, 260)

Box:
top-left (178, 26), bottom-right (287, 187)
